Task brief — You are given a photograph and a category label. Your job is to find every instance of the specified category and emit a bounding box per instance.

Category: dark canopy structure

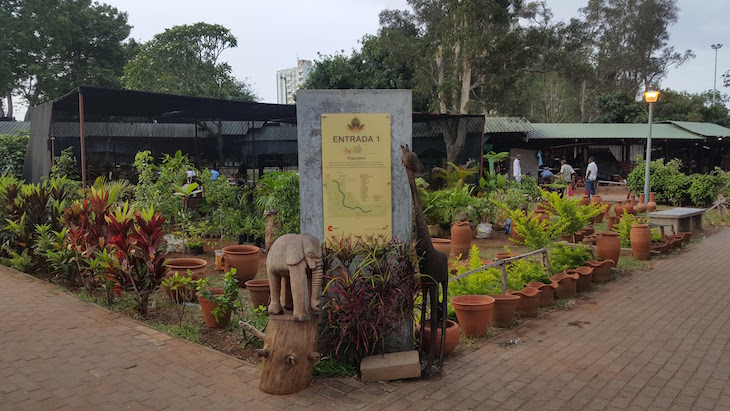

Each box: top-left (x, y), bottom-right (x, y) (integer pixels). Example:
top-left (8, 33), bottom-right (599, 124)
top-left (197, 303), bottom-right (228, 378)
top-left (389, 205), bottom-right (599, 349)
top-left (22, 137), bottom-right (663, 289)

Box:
top-left (23, 86), bottom-right (297, 185)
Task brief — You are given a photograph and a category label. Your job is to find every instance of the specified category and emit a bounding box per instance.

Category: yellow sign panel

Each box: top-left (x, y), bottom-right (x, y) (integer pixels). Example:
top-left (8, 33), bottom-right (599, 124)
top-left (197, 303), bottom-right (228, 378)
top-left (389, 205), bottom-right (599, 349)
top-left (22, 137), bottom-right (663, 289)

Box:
top-left (321, 113), bottom-right (392, 241)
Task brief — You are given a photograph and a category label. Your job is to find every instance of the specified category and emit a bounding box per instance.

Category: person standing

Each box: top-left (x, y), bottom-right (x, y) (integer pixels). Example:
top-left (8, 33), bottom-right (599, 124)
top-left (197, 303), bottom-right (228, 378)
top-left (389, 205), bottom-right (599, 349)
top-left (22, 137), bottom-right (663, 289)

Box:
top-left (585, 156), bottom-right (598, 199)
top-left (513, 154), bottom-right (522, 182)
top-left (559, 159), bottom-right (575, 196)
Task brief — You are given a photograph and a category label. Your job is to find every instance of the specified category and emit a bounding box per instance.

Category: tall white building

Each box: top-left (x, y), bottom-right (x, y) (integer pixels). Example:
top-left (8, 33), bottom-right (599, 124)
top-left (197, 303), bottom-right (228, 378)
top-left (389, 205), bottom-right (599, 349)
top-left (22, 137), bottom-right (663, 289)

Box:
top-left (276, 59), bottom-right (313, 105)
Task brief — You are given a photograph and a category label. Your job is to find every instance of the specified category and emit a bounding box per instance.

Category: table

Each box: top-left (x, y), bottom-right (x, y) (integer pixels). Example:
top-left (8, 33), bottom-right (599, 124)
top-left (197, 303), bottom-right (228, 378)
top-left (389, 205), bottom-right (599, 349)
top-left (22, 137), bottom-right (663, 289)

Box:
top-left (647, 207), bottom-right (706, 233)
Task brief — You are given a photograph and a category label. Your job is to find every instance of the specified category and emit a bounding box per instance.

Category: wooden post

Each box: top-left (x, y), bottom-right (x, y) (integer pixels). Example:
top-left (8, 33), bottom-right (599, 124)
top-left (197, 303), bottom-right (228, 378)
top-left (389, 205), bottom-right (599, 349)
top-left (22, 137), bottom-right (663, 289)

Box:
top-left (499, 263), bottom-right (508, 294)
top-left (258, 313), bottom-right (320, 395)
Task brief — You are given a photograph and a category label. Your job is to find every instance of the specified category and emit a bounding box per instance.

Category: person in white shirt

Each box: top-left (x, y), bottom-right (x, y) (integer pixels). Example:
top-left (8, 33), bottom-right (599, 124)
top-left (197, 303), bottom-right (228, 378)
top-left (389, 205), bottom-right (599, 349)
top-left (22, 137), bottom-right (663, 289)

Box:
top-left (585, 157), bottom-right (598, 199)
top-left (513, 154), bottom-right (522, 182)
top-left (559, 159), bottom-right (575, 196)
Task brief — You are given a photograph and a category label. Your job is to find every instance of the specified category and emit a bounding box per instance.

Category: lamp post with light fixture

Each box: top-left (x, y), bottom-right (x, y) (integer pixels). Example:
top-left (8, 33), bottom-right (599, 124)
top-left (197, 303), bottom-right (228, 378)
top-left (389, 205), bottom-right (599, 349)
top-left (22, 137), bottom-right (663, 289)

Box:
top-left (712, 44), bottom-right (723, 106)
top-left (643, 91), bottom-right (659, 204)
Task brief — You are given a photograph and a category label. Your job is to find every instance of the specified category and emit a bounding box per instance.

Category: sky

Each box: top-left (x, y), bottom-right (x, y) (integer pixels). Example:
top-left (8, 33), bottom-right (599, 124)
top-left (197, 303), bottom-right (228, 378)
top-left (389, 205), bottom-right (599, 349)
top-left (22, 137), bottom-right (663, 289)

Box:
top-left (12, 0), bottom-right (730, 119)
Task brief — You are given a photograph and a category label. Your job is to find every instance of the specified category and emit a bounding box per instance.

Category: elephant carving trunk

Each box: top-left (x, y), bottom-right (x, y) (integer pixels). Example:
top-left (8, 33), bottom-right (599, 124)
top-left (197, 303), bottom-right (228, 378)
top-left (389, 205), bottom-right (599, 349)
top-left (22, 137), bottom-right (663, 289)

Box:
top-left (310, 259), bottom-right (323, 311)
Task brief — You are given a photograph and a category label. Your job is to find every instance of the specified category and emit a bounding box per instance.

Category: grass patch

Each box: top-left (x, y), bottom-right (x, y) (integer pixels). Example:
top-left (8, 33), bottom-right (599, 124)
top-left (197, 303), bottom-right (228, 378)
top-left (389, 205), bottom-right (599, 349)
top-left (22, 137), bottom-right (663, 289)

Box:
top-left (313, 357), bottom-right (358, 378)
top-left (150, 322), bottom-right (200, 343)
top-left (614, 256), bottom-right (649, 275)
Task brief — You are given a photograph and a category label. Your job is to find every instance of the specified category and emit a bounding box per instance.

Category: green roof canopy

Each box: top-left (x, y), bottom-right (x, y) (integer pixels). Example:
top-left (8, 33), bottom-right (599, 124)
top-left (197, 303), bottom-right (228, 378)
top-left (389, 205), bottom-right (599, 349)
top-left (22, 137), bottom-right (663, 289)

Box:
top-left (528, 123), bottom-right (704, 140)
top-left (656, 121), bottom-right (730, 138)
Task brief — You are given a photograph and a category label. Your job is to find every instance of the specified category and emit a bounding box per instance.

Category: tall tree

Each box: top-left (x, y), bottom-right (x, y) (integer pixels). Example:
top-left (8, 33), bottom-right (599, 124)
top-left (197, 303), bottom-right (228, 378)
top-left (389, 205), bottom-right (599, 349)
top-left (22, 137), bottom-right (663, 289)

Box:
top-left (11, 0), bottom-right (131, 111)
top-left (123, 23), bottom-right (256, 101)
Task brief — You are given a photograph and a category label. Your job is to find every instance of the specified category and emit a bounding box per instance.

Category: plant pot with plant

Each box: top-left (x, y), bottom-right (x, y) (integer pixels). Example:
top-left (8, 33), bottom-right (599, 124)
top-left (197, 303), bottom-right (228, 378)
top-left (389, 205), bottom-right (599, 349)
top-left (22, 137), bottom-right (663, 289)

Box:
top-left (222, 244), bottom-right (261, 285)
top-left (197, 269), bottom-right (240, 328)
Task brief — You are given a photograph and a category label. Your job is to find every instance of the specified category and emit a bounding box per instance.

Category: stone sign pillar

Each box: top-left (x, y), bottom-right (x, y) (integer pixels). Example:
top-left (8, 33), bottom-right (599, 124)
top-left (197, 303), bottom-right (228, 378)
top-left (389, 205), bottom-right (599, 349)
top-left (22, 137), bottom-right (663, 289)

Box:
top-left (297, 90), bottom-right (413, 243)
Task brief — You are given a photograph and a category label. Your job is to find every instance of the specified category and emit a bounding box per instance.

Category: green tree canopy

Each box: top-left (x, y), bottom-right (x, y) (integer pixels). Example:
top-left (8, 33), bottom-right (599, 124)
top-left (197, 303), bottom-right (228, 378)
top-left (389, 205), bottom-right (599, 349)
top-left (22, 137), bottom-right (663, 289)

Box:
top-left (123, 23), bottom-right (256, 101)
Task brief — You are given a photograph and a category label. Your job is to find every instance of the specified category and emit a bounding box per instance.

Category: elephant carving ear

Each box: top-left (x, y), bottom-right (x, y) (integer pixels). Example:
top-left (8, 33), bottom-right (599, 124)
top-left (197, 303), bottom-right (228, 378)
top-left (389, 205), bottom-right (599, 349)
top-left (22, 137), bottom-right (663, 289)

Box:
top-left (286, 237), bottom-right (305, 266)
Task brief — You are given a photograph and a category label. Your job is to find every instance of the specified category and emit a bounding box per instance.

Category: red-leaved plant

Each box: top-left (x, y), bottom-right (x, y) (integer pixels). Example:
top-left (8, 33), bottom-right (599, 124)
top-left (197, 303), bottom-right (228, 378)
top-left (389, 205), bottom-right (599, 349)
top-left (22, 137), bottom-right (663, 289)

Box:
top-left (106, 204), bottom-right (167, 316)
top-left (322, 236), bottom-right (420, 365)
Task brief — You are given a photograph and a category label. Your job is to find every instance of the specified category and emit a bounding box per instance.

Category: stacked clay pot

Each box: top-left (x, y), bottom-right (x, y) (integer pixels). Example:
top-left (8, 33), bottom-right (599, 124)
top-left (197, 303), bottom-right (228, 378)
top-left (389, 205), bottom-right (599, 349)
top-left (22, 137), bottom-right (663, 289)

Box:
top-left (597, 231), bottom-right (621, 264)
top-left (552, 272), bottom-right (579, 298)
top-left (451, 221), bottom-right (472, 258)
top-left (647, 192), bottom-right (657, 212)
top-left (630, 224), bottom-right (651, 260)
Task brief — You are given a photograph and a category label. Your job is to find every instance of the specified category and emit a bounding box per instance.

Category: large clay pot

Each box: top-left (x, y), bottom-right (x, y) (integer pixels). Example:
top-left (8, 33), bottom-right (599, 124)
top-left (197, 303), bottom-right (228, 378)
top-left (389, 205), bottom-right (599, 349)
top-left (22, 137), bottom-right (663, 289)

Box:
top-left (614, 202), bottom-right (624, 217)
top-left (596, 231), bottom-right (621, 264)
top-left (570, 266), bottom-right (594, 292)
top-left (552, 272), bottom-right (579, 298)
top-left (624, 202), bottom-right (635, 215)
top-left (198, 288), bottom-right (232, 329)
top-left (647, 192), bottom-right (657, 212)
top-left (432, 238), bottom-right (452, 258)
top-left (560, 234), bottom-right (573, 242)
top-left (630, 224), bottom-right (651, 260)
top-left (222, 245), bottom-right (260, 286)
top-left (629, 194), bottom-right (636, 206)
top-left (419, 320), bottom-right (461, 356)
top-left (487, 294), bottom-right (520, 328)
top-left (535, 210), bottom-right (551, 224)
top-left (507, 287), bottom-right (542, 318)
top-left (451, 221), bottom-right (472, 258)
top-left (636, 202), bottom-right (647, 214)
top-left (574, 231), bottom-right (584, 243)
top-left (527, 281), bottom-right (558, 307)
top-left (586, 259), bottom-right (614, 282)
top-left (450, 295), bottom-right (495, 338)
top-left (580, 196), bottom-right (590, 206)
top-left (591, 195), bottom-right (602, 204)
top-left (244, 279), bottom-right (270, 309)
top-left (510, 226), bottom-right (525, 244)
top-left (584, 225), bottom-right (595, 235)
top-left (166, 257), bottom-right (208, 279)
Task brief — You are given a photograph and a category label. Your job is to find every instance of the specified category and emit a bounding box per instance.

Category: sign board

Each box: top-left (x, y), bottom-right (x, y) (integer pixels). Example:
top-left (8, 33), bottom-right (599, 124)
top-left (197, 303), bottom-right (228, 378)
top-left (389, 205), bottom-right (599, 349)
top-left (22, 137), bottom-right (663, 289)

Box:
top-left (321, 113), bottom-right (392, 241)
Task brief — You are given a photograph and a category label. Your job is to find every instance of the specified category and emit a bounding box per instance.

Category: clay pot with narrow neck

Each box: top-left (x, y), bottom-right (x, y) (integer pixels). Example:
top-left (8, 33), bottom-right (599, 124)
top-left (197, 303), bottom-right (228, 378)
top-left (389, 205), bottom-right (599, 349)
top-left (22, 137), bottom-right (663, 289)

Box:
top-left (637, 194), bottom-right (647, 213)
top-left (569, 266), bottom-right (594, 293)
top-left (450, 295), bottom-right (494, 338)
top-left (629, 194), bottom-right (636, 206)
top-left (624, 202), bottom-right (635, 215)
top-left (419, 319), bottom-right (461, 356)
top-left (586, 259), bottom-right (614, 282)
top-left (487, 294), bottom-right (521, 328)
top-left (431, 238), bottom-right (452, 258)
top-left (596, 231), bottom-right (621, 264)
top-left (451, 221), bottom-right (472, 258)
top-left (222, 245), bottom-right (261, 286)
top-left (244, 279), bottom-right (270, 309)
top-left (647, 192), bottom-right (657, 212)
top-left (630, 224), bottom-right (651, 260)
top-left (552, 272), bottom-right (579, 299)
top-left (614, 202), bottom-right (624, 217)
top-left (527, 281), bottom-right (558, 307)
top-left (606, 216), bottom-right (615, 231)
top-left (508, 287), bottom-right (542, 318)
top-left (580, 196), bottom-right (590, 206)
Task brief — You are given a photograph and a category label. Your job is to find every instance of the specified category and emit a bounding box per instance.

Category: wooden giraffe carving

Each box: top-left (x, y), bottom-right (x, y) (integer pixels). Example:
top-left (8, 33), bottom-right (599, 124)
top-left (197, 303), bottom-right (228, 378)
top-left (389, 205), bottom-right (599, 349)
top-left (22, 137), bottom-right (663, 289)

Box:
top-left (400, 144), bottom-right (448, 377)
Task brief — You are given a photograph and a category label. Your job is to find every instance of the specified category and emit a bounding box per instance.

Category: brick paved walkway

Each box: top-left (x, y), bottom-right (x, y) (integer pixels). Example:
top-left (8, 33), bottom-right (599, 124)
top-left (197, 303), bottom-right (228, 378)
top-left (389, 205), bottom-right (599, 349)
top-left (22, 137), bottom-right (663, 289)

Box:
top-left (2, 229), bottom-right (730, 410)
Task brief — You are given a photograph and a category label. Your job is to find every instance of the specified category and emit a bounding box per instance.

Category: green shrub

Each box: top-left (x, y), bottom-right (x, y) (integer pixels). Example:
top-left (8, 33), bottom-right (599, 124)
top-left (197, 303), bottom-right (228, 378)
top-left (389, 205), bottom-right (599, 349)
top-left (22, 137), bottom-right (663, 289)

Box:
top-left (51, 147), bottom-right (79, 180)
top-left (550, 243), bottom-right (592, 273)
top-left (615, 210), bottom-right (638, 247)
top-left (688, 173), bottom-right (720, 206)
top-left (627, 158), bottom-right (683, 202)
top-left (0, 131), bottom-right (28, 177)
top-left (506, 209), bottom-right (565, 250)
top-left (508, 258), bottom-right (548, 285)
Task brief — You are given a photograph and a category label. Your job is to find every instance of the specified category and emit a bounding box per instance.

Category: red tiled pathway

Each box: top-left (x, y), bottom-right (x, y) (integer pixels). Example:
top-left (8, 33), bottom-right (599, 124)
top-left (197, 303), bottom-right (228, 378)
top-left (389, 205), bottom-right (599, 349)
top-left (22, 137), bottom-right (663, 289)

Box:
top-left (2, 229), bottom-right (730, 410)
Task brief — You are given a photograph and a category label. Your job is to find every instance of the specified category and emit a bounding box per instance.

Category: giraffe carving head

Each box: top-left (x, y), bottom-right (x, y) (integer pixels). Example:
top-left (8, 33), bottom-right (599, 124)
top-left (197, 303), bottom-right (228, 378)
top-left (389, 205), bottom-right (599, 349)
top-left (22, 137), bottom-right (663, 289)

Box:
top-left (400, 145), bottom-right (425, 174)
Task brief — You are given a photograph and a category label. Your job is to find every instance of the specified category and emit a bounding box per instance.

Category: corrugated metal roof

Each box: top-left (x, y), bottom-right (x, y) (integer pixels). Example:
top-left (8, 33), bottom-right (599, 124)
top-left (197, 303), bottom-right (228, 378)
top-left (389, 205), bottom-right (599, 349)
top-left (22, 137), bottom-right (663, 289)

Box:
top-left (484, 117), bottom-right (535, 133)
top-left (0, 122), bottom-right (30, 135)
top-left (528, 123), bottom-right (703, 140)
top-left (243, 125), bottom-right (297, 142)
top-left (657, 121), bottom-right (730, 138)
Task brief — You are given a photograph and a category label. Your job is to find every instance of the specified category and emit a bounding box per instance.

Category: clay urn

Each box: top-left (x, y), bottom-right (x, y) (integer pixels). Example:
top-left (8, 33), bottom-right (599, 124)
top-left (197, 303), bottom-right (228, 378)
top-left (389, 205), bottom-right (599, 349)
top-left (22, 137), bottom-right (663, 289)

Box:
top-left (551, 272), bottom-right (579, 299)
top-left (580, 196), bottom-right (590, 206)
top-left (535, 210), bottom-right (550, 224)
top-left (560, 234), bottom-right (573, 243)
top-left (570, 266), bottom-right (594, 293)
top-left (164, 258), bottom-right (208, 303)
top-left (591, 195), bottom-right (603, 204)
top-left (647, 192), bottom-right (657, 212)
top-left (591, 234), bottom-right (598, 245)
top-left (432, 238), bottom-right (452, 258)
top-left (614, 202), bottom-right (624, 217)
top-left (596, 231), bottom-right (621, 264)
top-left (450, 295), bottom-right (495, 338)
top-left (603, 202), bottom-right (612, 215)
top-left (624, 202), bottom-right (635, 215)
top-left (511, 226), bottom-right (525, 244)
top-left (629, 194), bottom-right (636, 206)
top-left (630, 224), bottom-right (651, 260)
top-left (487, 294), bottom-right (521, 328)
top-left (451, 221), bottom-right (472, 258)
top-left (507, 287), bottom-right (542, 318)
top-left (244, 279), bottom-right (271, 309)
top-left (585, 259), bottom-right (614, 282)
top-left (222, 245), bottom-right (261, 286)
top-left (419, 319), bottom-right (461, 356)
top-left (527, 281), bottom-right (558, 307)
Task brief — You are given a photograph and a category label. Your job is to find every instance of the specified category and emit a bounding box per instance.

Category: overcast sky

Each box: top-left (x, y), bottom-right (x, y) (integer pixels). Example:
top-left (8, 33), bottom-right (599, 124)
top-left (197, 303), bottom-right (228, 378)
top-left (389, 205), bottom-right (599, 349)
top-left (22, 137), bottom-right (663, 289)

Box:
top-left (13, 0), bottom-right (730, 119)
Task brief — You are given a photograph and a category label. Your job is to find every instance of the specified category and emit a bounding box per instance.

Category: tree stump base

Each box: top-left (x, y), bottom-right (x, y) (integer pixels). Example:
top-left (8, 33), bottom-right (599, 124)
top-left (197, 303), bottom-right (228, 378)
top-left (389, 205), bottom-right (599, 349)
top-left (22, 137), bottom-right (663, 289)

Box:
top-left (258, 311), bottom-right (320, 395)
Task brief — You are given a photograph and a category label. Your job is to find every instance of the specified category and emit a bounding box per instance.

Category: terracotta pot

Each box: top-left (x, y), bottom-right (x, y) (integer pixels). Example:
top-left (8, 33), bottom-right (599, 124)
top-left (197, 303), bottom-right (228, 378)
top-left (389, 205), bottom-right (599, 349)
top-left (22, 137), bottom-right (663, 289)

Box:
top-left (535, 210), bottom-right (551, 224)
top-left (451, 221), bottom-right (472, 258)
top-left (651, 241), bottom-right (669, 254)
top-left (427, 224), bottom-right (440, 238)
top-left (570, 266), bottom-right (594, 293)
top-left (244, 279), bottom-right (270, 309)
top-left (624, 202), bottom-right (635, 215)
top-left (552, 272), bottom-right (579, 299)
top-left (582, 237), bottom-right (593, 245)
top-left (450, 295), bottom-right (495, 338)
top-left (584, 225), bottom-right (595, 235)
top-left (630, 224), bottom-right (651, 260)
top-left (560, 234), bottom-right (573, 242)
top-left (614, 202), bottom-right (624, 217)
top-left (495, 252), bottom-right (517, 261)
top-left (419, 320), bottom-right (461, 356)
top-left (166, 257), bottom-right (208, 280)
top-left (591, 195), bottom-right (603, 204)
top-left (636, 202), bottom-right (647, 214)
top-left (629, 194), bottom-right (636, 206)
top-left (574, 232), bottom-right (584, 243)
top-left (606, 216), bottom-right (615, 231)
top-left (580, 196), bottom-right (590, 206)
top-left (198, 288), bottom-right (232, 329)
top-left (596, 231), bottom-right (621, 264)
top-left (487, 294), bottom-right (520, 328)
top-left (510, 226), bottom-right (525, 244)
top-left (678, 232), bottom-right (692, 245)
top-left (603, 202), bottom-right (612, 215)
top-left (647, 192), bottom-right (657, 212)
top-left (507, 287), bottom-right (542, 318)
top-left (586, 259), bottom-right (614, 282)
top-left (591, 234), bottom-right (598, 245)
top-left (432, 238), bottom-right (452, 258)
top-left (667, 235), bottom-right (683, 250)
top-left (527, 281), bottom-right (558, 307)
top-left (222, 245), bottom-right (260, 286)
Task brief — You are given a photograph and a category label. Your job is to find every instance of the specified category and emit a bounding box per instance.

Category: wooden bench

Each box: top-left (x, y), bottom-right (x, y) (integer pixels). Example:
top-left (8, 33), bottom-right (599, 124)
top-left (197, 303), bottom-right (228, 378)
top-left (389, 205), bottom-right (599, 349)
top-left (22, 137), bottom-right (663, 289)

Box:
top-left (647, 207), bottom-right (706, 233)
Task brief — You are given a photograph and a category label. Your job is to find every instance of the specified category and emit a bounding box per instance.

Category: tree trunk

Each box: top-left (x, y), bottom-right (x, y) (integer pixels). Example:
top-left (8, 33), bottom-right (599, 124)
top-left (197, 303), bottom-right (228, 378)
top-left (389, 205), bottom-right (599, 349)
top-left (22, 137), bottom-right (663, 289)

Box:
top-left (7, 95), bottom-right (13, 120)
top-left (438, 118), bottom-right (469, 165)
top-left (216, 120), bottom-right (224, 166)
top-left (258, 314), bottom-right (320, 395)
top-left (580, 80), bottom-right (586, 123)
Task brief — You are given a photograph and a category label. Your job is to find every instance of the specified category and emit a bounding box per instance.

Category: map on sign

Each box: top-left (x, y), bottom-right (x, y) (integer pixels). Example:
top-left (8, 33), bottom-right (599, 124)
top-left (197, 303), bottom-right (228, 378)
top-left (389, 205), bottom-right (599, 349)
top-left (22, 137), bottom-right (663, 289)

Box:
top-left (321, 113), bottom-right (392, 240)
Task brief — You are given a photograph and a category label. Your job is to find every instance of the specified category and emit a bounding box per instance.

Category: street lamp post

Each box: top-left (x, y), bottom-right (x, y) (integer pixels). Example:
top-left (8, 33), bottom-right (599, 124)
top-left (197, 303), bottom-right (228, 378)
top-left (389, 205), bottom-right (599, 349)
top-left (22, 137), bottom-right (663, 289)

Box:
top-left (712, 44), bottom-right (723, 106)
top-left (643, 91), bottom-right (660, 204)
